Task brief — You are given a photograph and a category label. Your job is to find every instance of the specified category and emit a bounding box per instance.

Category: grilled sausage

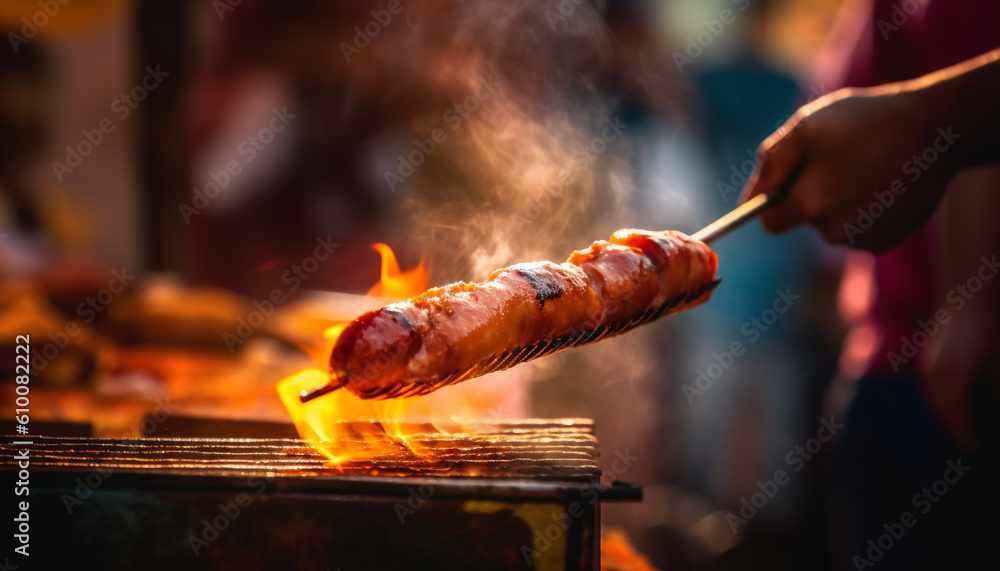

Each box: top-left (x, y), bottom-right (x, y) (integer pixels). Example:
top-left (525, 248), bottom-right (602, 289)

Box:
top-left (330, 230), bottom-right (718, 398)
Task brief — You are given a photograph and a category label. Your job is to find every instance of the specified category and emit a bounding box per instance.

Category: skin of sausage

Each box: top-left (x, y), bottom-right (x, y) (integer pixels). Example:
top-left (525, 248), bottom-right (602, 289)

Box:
top-left (331, 230), bottom-right (717, 397)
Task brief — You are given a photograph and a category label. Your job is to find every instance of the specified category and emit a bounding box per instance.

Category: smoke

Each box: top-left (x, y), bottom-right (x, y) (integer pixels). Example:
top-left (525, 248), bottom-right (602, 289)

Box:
top-left (385, 0), bottom-right (636, 281)
top-left (334, 0), bottom-right (691, 496)
top-left (378, 1), bottom-right (680, 456)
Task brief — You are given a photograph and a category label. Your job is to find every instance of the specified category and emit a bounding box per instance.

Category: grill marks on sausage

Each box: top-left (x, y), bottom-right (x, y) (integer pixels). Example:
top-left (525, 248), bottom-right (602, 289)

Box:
top-left (330, 230), bottom-right (719, 399)
top-left (516, 268), bottom-right (565, 310)
top-left (383, 308), bottom-right (413, 332)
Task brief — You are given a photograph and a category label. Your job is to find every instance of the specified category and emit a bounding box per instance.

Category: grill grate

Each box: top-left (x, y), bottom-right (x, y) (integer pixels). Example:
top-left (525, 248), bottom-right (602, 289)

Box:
top-left (1, 419), bottom-right (600, 481)
top-left (0, 418), bottom-right (639, 570)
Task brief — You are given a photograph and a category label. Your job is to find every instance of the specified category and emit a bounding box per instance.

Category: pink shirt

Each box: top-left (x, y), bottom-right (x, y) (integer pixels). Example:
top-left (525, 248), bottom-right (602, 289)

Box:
top-left (823, 0), bottom-right (1000, 376)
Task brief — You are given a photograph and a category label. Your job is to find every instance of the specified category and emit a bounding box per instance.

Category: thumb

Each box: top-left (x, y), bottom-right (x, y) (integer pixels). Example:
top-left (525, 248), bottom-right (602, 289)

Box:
top-left (738, 124), bottom-right (806, 206)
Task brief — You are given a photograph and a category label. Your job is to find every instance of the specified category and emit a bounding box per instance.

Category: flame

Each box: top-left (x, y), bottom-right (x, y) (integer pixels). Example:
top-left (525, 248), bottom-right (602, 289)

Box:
top-left (276, 367), bottom-right (434, 463)
top-left (366, 243), bottom-right (427, 298)
top-left (278, 243), bottom-right (523, 465)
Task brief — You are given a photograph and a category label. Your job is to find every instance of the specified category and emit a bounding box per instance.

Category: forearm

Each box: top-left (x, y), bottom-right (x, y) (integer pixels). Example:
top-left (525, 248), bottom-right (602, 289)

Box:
top-left (739, 48), bottom-right (1000, 251)
top-left (907, 48), bottom-right (1000, 171)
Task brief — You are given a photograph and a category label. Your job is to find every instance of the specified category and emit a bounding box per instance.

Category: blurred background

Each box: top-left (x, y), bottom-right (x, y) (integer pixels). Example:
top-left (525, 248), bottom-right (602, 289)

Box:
top-left (0, 0), bottom-right (860, 568)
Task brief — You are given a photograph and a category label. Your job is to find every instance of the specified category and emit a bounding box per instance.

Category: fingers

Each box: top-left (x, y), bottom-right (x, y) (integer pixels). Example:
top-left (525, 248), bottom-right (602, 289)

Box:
top-left (814, 213), bottom-right (854, 245)
top-left (757, 189), bottom-right (808, 234)
top-left (738, 119), bottom-right (807, 211)
top-left (757, 165), bottom-right (829, 235)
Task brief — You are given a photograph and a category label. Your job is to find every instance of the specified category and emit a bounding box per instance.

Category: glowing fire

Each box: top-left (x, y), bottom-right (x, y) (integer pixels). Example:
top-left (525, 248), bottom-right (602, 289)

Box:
top-left (277, 243), bottom-right (522, 465)
top-left (366, 243), bottom-right (427, 298)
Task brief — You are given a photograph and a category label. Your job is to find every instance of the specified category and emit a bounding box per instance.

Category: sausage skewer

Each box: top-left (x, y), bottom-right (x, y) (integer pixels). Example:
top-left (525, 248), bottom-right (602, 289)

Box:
top-left (300, 194), bottom-right (772, 402)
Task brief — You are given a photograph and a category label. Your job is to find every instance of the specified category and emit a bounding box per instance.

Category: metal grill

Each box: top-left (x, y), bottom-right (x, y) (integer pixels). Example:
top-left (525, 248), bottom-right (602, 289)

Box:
top-left (1, 419), bottom-right (601, 481)
top-left (0, 418), bottom-right (638, 570)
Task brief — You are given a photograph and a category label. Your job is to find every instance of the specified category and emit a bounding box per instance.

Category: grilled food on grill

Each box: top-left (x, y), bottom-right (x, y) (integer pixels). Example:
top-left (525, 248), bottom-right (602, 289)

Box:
top-left (326, 230), bottom-right (718, 399)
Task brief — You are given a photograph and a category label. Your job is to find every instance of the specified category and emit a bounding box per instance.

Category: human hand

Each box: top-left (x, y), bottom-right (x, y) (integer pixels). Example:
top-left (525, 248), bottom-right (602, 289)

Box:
top-left (739, 87), bottom-right (960, 251)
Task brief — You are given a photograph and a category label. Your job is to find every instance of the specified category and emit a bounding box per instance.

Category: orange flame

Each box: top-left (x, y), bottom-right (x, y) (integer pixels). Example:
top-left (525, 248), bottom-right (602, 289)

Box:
top-left (277, 243), bottom-right (524, 465)
top-left (366, 243), bottom-right (427, 298)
